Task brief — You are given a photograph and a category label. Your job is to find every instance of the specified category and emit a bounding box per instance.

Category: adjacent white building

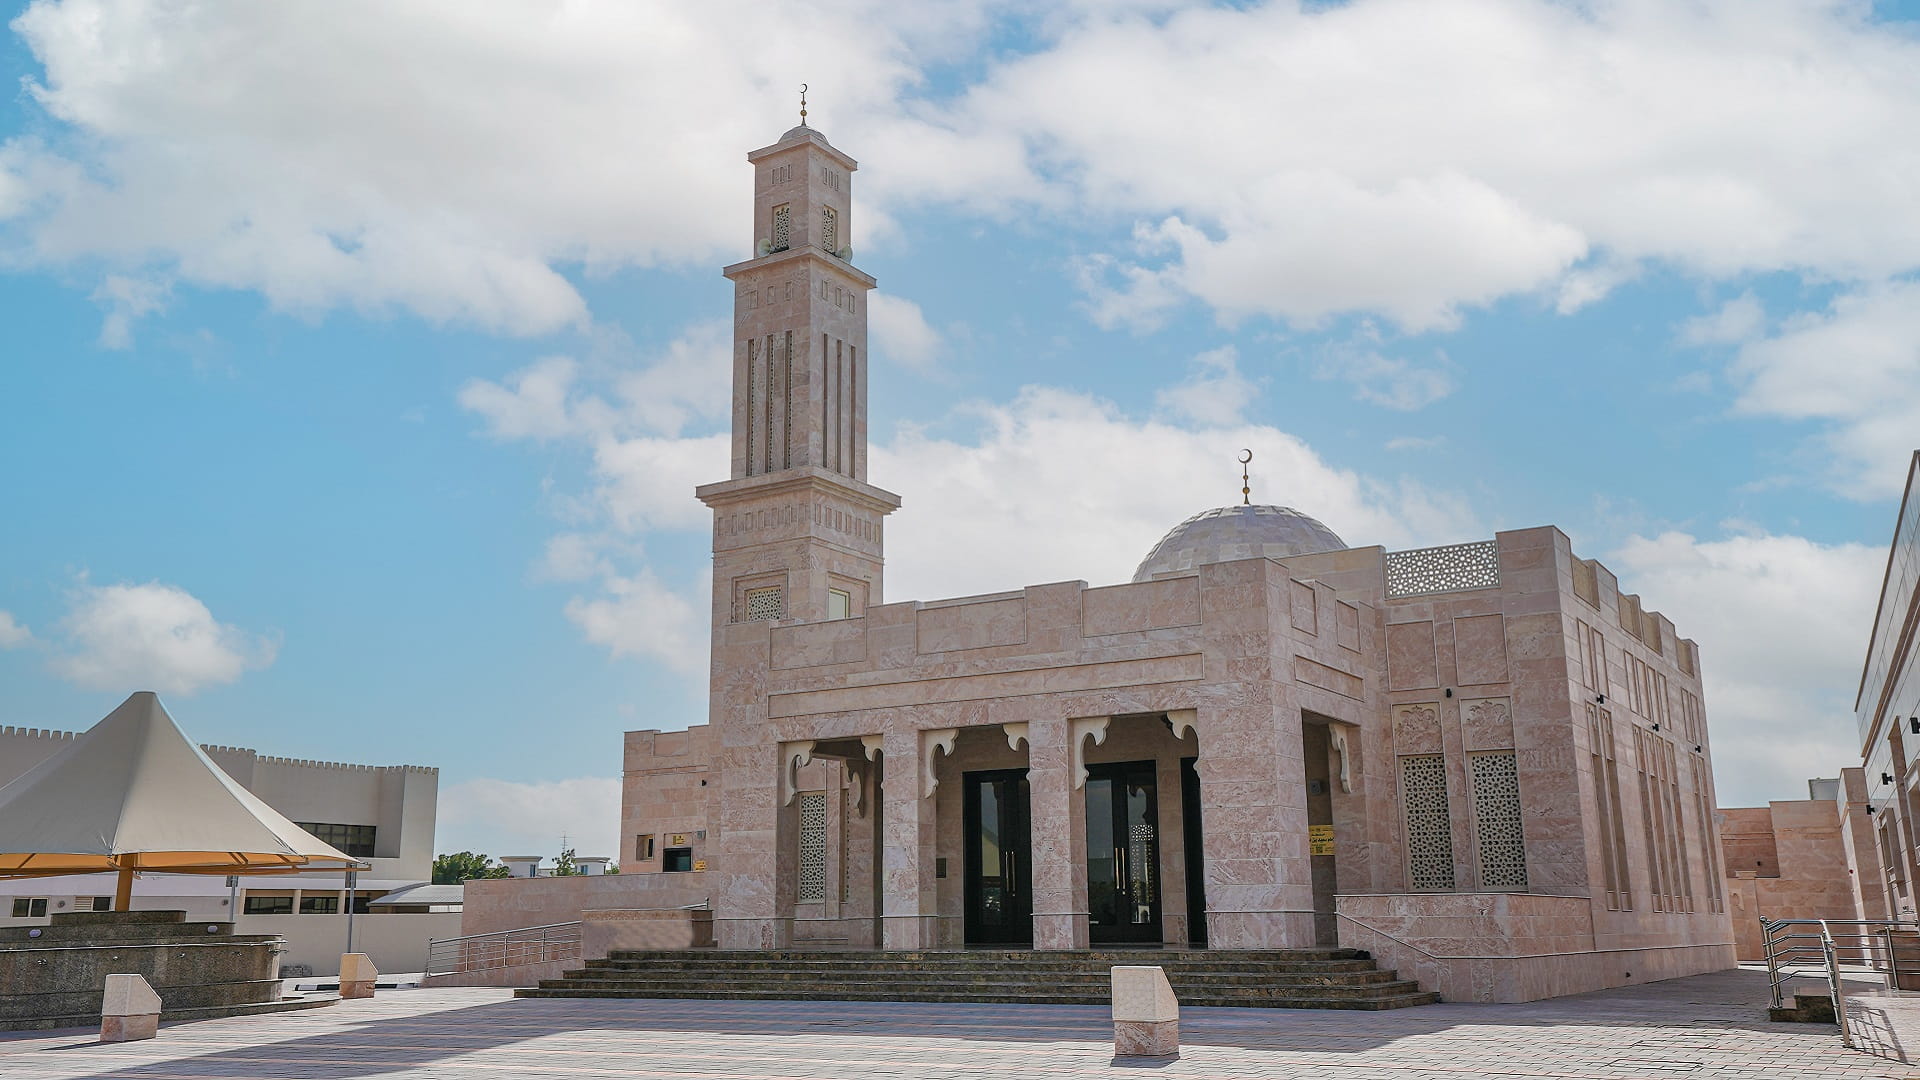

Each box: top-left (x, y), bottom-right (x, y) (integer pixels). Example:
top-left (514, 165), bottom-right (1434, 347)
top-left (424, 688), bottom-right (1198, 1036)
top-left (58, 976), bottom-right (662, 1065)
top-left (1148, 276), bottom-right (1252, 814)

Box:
top-left (0, 723), bottom-right (453, 973)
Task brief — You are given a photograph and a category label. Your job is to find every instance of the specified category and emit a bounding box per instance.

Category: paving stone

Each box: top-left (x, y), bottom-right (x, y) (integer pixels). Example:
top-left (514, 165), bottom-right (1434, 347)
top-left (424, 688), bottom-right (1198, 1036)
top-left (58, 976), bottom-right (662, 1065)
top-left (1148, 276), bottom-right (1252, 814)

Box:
top-left (0, 965), bottom-right (1915, 1079)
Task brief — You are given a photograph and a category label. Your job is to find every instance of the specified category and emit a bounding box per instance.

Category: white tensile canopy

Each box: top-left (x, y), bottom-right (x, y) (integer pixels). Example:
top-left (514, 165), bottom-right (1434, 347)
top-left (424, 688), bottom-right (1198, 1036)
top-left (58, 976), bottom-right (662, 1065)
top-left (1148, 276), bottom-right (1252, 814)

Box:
top-left (0, 691), bottom-right (356, 908)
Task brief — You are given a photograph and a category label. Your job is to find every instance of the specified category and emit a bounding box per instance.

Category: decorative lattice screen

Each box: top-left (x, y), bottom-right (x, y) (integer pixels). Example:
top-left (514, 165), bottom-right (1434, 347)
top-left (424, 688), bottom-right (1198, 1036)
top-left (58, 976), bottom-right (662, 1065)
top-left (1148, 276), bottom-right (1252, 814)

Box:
top-left (1470, 752), bottom-right (1529, 889)
top-left (821, 206), bottom-right (838, 254)
top-left (1400, 754), bottom-right (1455, 890)
top-left (797, 792), bottom-right (827, 903)
top-left (1384, 540), bottom-right (1501, 598)
top-left (772, 205), bottom-right (791, 250)
top-left (745, 586), bottom-right (785, 622)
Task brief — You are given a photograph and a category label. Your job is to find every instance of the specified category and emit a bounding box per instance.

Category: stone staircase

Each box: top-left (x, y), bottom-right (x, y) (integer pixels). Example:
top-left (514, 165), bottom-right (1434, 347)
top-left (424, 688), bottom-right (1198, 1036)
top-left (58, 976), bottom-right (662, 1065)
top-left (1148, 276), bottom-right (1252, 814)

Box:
top-left (518, 948), bottom-right (1439, 1010)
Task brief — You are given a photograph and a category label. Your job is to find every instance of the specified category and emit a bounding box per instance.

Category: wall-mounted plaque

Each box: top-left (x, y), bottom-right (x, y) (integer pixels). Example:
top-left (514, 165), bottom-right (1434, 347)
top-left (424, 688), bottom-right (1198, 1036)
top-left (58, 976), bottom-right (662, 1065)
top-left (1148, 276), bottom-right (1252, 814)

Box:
top-left (1308, 824), bottom-right (1335, 856)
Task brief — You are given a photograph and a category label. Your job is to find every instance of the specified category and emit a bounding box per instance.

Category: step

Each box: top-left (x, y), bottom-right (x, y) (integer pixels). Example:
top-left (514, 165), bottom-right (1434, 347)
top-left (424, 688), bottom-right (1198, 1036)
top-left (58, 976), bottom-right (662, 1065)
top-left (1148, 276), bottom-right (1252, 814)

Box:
top-left (515, 985), bottom-right (1440, 1010)
top-left (552, 968), bottom-right (1405, 988)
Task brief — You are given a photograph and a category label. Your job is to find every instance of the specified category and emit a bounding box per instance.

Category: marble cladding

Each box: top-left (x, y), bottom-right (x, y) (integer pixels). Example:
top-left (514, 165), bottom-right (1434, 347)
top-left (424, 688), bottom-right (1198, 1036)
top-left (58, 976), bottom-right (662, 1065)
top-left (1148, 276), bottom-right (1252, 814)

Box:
top-left (589, 518), bottom-right (1733, 996)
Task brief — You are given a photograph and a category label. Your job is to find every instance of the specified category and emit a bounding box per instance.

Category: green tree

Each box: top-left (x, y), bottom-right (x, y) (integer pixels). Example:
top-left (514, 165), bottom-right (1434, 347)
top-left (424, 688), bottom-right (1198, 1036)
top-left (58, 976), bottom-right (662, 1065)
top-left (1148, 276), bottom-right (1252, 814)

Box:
top-left (432, 851), bottom-right (512, 884)
top-left (551, 846), bottom-right (581, 876)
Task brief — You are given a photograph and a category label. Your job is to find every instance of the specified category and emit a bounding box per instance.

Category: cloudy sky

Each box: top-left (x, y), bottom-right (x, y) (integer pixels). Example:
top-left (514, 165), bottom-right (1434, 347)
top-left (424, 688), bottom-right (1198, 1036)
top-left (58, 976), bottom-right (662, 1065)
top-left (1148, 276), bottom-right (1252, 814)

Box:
top-left (2, 0), bottom-right (1918, 859)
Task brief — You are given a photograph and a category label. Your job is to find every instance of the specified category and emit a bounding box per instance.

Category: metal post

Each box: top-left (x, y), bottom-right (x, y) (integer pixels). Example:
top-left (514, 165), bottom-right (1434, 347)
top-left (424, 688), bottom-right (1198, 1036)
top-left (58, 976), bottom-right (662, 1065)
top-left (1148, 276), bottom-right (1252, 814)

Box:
top-left (344, 867), bottom-right (358, 955)
top-left (226, 874), bottom-right (239, 920)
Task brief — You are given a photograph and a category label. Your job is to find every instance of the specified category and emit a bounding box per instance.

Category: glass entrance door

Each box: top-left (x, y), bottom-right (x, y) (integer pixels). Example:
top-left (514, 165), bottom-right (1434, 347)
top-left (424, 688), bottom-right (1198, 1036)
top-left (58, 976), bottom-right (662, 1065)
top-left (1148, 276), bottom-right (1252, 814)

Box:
top-left (963, 770), bottom-right (1032, 945)
top-left (1086, 760), bottom-right (1162, 944)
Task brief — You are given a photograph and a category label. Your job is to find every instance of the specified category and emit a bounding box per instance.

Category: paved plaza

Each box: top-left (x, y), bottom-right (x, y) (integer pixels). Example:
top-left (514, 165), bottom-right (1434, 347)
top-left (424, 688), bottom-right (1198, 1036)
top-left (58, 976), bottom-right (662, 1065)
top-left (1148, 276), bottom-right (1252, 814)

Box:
top-left (2, 967), bottom-right (1917, 1079)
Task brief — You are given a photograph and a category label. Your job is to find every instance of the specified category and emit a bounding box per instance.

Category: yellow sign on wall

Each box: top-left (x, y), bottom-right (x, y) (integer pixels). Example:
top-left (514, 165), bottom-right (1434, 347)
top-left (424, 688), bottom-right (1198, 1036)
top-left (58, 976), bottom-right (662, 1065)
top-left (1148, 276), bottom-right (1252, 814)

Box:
top-left (669, 834), bottom-right (688, 846)
top-left (692, 860), bottom-right (708, 872)
top-left (1308, 824), bottom-right (1335, 856)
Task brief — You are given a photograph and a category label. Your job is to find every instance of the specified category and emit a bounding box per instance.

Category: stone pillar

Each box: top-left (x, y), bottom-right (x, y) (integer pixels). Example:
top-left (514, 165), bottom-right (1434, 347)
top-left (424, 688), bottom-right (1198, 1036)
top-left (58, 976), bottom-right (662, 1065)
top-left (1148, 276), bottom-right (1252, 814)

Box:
top-left (715, 740), bottom-right (792, 949)
top-left (880, 726), bottom-right (938, 948)
top-left (1111, 965), bottom-right (1179, 1058)
top-left (1028, 713), bottom-right (1090, 950)
top-left (100, 973), bottom-right (161, 1042)
top-left (339, 952), bottom-right (377, 999)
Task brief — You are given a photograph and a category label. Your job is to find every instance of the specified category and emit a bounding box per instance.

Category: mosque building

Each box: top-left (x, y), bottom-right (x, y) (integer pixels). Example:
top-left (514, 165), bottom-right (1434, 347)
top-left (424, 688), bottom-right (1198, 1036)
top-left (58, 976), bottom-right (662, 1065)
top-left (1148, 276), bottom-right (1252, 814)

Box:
top-left (610, 117), bottom-right (1736, 1003)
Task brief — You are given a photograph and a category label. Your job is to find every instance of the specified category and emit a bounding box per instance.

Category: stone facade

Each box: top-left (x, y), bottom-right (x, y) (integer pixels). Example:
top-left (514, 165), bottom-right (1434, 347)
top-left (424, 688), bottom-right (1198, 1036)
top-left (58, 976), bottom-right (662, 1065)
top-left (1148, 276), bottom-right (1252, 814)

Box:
top-left (606, 121), bottom-right (1739, 1003)
top-left (1717, 772), bottom-right (1882, 962)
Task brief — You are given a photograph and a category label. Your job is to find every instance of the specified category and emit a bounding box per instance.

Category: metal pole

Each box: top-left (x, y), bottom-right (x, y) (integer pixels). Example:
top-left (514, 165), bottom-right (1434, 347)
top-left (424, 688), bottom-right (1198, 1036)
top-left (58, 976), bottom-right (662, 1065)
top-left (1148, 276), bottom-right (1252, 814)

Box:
top-left (226, 874), bottom-right (239, 920)
top-left (344, 868), bottom-right (357, 955)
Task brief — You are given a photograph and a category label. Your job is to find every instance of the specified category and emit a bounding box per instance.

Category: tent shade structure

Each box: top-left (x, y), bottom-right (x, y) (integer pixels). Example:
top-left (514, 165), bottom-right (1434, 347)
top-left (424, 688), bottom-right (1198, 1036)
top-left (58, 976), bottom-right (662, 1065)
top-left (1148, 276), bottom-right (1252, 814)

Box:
top-left (0, 692), bottom-right (356, 907)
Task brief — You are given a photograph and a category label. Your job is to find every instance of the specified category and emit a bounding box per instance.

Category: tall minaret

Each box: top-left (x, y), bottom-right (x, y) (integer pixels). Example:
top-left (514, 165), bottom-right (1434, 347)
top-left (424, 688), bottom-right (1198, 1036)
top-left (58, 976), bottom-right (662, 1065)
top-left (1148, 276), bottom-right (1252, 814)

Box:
top-left (695, 109), bottom-right (901, 643)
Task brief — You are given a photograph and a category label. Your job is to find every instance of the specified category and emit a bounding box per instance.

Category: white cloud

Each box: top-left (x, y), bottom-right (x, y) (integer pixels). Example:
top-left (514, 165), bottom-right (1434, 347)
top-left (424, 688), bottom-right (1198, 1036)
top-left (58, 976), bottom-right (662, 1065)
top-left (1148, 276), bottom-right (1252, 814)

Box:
top-left (1153, 345), bottom-right (1259, 425)
top-left (436, 775), bottom-right (621, 861)
top-left (0, 612), bottom-right (31, 648)
top-left (876, 385), bottom-right (1482, 599)
top-left (1313, 336), bottom-right (1457, 411)
top-left (89, 273), bottom-right (168, 349)
top-left (1727, 280), bottom-right (1920, 499)
top-left (1384, 435), bottom-right (1445, 452)
top-left (9, 2), bottom-right (1920, 337)
top-left (1607, 530), bottom-right (1885, 807)
top-left (1679, 292), bottom-right (1766, 347)
top-left (867, 293), bottom-right (945, 373)
top-left (458, 356), bottom-right (586, 442)
top-left (51, 580), bottom-right (277, 696)
top-left (950, 2), bottom-right (1920, 329)
top-left (563, 569), bottom-right (708, 677)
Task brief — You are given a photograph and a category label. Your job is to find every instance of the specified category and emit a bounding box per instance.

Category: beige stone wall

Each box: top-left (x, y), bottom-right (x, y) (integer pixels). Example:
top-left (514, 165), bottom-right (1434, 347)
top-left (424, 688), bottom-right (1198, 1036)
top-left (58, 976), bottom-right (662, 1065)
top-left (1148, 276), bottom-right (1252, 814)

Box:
top-left (621, 727), bottom-right (715, 874)
top-left (1717, 790), bottom-right (1871, 961)
top-left (456, 873), bottom-right (710, 938)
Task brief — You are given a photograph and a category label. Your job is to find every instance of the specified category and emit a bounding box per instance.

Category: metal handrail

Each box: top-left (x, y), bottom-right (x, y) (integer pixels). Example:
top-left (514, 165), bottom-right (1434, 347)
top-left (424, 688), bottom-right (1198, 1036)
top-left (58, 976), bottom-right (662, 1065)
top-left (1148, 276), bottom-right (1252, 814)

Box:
top-left (1820, 920), bottom-right (1854, 1049)
top-left (424, 920), bottom-right (583, 977)
top-left (1762, 916), bottom-right (1917, 1008)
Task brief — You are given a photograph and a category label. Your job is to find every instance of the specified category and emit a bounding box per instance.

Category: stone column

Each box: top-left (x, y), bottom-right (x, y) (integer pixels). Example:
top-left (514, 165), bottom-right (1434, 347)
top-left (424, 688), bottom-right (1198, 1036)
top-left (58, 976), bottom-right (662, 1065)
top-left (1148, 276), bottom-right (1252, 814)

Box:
top-left (1194, 697), bottom-right (1316, 949)
top-left (1028, 712), bottom-right (1090, 949)
top-left (715, 740), bottom-right (792, 949)
top-left (880, 726), bottom-right (939, 948)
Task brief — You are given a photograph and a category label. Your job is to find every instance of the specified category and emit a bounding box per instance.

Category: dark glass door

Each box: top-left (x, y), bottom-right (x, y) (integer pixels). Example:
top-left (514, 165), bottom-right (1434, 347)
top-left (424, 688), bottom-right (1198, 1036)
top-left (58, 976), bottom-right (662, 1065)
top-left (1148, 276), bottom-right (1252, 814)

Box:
top-left (1181, 757), bottom-right (1208, 947)
top-left (1086, 760), bottom-right (1162, 944)
top-left (963, 769), bottom-right (1032, 945)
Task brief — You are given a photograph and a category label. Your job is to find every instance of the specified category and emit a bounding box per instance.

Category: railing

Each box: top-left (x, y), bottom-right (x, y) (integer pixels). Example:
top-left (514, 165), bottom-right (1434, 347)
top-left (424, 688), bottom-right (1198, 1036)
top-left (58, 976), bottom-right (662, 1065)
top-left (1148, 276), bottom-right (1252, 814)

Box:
top-left (1762, 916), bottom-right (1917, 1009)
top-left (424, 921), bottom-right (583, 978)
top-left (1819, 920), bottom-right (1854, 1049)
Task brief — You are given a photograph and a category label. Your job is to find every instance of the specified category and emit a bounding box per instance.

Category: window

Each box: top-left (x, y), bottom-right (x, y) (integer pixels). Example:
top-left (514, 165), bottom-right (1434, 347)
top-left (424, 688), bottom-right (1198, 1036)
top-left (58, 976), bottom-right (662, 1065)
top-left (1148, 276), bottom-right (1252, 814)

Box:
top-left (87, 896), bottom-right (112, 912)
top-left (1399, 754), bottom-right (1455, 890)
top-left (242, 895), bottom-right (293, 915)
top-left (745, 586), bottom-right (785, 621)
top-left (10, 897), bottom-right (48, 918)
top-left (636, 834), bottom-right (656, 860)
top-left (1469, 752), bottom-right (1528, 889)
top-left (797, 792), bottom-right (828, 903)
top-left (771, 204), bottom-right (791, 251)
top-left (295, 822), bottom-right (377, 859)
top-left (663, 847), bottom-right (694, 873)
top-left (820, 206), bottom-right (838, 254)
top-left (299, 894), bottom-right (340, 915)
top-left (828, 589), bottom-right (851, 620)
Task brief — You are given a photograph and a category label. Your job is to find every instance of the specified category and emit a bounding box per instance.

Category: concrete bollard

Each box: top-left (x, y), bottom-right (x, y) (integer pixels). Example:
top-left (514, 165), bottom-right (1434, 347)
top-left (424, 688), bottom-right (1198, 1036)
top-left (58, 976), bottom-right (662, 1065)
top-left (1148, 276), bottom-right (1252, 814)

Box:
top-left (100, 973), bottom-right (163, 1042)
top-left (339, 952), bottom-right (378, 999)
top-left (1111, 965), bottom-right (1179, 1059)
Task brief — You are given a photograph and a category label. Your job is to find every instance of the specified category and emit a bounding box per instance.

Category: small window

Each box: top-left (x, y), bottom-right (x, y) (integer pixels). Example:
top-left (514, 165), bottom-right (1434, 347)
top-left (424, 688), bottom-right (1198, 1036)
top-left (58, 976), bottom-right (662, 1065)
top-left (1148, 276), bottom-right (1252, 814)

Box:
top-left (88, 896), bottom-right (112, 912)
top-left (745, 586), bottom-right (785, 621)
top-left (294, 822), bottom-right (377, 859)
top-left (11, 898), bottom-right (48, 918)
top-left (242, 895), bottom-right (293, 915)
top-left (636, 834), bottom-right (656, 860)
top-left (663, 847), bottom-right (694, 873)
top-left (299, 895), bottom-right (340, 915)
top-left (772, 204), bottom-right (791, 251)
top-left (828, 589), bottom-right (851, 620)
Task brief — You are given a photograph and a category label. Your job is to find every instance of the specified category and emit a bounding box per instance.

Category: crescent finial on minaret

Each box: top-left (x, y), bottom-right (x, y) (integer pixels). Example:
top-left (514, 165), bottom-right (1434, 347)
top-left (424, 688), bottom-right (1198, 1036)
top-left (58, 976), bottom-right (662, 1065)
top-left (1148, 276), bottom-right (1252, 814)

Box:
top-left (1239, 449), bottom-right (1253, 505)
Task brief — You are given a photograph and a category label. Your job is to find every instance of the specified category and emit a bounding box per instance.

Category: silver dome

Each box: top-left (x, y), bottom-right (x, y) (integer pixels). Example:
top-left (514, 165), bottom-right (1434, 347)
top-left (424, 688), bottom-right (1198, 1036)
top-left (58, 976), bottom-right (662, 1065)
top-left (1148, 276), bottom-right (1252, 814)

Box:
top-left (1133, 505), bottom-right (1348, 582)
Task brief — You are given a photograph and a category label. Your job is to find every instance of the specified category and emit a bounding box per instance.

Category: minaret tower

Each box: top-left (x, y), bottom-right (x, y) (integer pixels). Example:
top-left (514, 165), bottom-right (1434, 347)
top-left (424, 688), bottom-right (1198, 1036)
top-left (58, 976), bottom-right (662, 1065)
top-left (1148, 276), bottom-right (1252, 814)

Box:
top-left (695, 105), bottom-right (901, 643)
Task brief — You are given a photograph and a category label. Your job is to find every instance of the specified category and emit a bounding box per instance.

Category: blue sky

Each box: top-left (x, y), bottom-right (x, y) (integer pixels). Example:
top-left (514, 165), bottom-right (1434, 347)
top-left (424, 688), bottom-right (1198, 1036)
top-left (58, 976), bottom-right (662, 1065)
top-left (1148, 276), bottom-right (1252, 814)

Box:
top-left (2, 1), bottom-right (1918, 856)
